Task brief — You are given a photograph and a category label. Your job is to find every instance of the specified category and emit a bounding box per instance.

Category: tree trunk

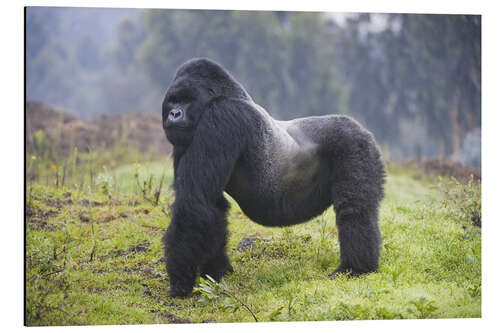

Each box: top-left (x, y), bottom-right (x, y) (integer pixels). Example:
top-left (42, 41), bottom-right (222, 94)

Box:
top-left (448, 87), bottom-right (464, 155)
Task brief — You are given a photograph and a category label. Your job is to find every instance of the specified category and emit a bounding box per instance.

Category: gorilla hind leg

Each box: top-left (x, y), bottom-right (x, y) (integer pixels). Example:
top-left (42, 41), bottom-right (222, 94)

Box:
top-left (329, 204), bottom-right (381, 277)
top-left (328, 137), bottom-right (385, 277)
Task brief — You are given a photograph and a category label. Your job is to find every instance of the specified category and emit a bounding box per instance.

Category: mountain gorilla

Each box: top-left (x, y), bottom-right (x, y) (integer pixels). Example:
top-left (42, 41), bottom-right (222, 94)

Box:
top-left (162, 58), bottom-right (385, 297)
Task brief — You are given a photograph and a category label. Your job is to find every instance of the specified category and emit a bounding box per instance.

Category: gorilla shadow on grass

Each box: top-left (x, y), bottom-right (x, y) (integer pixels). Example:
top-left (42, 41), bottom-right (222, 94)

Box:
top-left (161, 58), bottom-right (386, 297)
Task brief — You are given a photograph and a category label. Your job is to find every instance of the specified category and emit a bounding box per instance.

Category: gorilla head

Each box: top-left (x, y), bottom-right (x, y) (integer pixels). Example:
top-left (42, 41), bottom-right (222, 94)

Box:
top-left (161, 58), bottom-right (386, 298)
top-left (162, 59), bottom-right (250, 146)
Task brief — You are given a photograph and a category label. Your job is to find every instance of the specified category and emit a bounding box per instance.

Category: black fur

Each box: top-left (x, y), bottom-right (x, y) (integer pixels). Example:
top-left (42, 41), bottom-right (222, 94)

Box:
top-left (162, 58), bottom-right (386, 297)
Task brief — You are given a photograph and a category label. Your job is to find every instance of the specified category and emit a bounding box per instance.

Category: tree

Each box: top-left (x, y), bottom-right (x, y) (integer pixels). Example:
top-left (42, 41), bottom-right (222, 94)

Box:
top-left (388, 14), bottom-right (481, 155)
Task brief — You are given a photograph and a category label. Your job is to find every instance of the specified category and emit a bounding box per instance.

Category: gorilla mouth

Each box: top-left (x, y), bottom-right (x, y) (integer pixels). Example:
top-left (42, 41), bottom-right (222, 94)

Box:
top-left (165, 126), bottom-right (195, 146)
top-left (165, 123), bottom-right (191, 129)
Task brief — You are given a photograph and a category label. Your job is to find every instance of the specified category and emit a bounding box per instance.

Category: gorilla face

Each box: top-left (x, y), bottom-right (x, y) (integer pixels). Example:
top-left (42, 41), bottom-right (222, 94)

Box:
top-left (162, 79), bottom-right (211, 147)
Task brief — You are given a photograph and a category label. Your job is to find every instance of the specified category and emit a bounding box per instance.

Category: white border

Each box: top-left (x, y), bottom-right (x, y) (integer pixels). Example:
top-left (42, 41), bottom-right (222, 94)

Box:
top-left (4, 1), bottom-right (499, 332)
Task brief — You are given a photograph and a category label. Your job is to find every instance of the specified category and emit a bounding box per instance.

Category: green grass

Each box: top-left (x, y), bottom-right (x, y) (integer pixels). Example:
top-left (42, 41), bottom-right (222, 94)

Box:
top-left (25, 158), bottom-right (481, 325)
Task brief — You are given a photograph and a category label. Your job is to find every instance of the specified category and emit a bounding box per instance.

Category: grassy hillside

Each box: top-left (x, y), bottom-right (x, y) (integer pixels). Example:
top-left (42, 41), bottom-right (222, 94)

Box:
top-left (25, 158), bottom-right (481, 325)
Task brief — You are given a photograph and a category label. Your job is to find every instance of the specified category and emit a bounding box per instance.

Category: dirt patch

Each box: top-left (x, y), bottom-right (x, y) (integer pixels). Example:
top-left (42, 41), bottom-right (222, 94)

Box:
top-left (79, 211), bottom-right (120, 224)
top-left (27, 219), bottom-right (59, 231)
top-left (141, 267), bottom-right (163, 279)
top-left (142, 224), bottom-right (164, 233)
top-left (110, 241), bottom-right (151, 259)
top-left (97, 211), bottom-right (121, 223)
top-left (26, 205), bottom-right (60, 231)
top-left (472, 214), bottom-right (481, 228)
top-left (122, 266), bottom-right (161, 279)
top-left (44, 198), bottom-right (74, 208)
top-left (77, 199), bottom-right (105, 207)
top-left (129, 241), bottom-right (150, 253)
top-left (152, 310), bottom-right (192, 324)
top-left (26, 205), bottom-right (58, 219)
top-left (110, 249), bottom-right (127, 257)
top-left (237, 237), bottom-right (262, 251)
top-left (79, 215), bottom-right (90, 223)
top-left (202, 318), bottom-right (217, 323)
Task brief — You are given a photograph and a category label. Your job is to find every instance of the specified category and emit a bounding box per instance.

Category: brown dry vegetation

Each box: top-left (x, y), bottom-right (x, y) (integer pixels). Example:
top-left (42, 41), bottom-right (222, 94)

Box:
top-left (26, 101), bottom-right (171, 157)
top-left (398, 158), bottom-right (481, 182)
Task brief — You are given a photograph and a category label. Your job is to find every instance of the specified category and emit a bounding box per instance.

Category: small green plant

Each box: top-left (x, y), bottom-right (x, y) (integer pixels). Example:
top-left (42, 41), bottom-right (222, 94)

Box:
top-left (334, 302), bottom-right (371, 320)
top-left (33, 129), bottom-right (52, 162)
top-left (195, 275), bottom-right (259, 322)
top-left (439, 176), bottom-right (481, 227)
top-left (268, 306), bottom-right (284, 321)
top-left (375, 307), bottom-right (404, 319)
top-left (133, 164), bottom-right (166, 206)
top-left (25, 232), bottom-right (76, 325)
top-left (407, 297), bottom-right (438, 319)
top-left (466, 282), bottom-right (481, 298)
top-left (286, 294), bottom-right (297, 316)
top-left (96, 171), bottom-right (113, 195)
top-left (386, 263), bottom-right (406, 288)
top-left (313, 213), bottom-right (335, 270)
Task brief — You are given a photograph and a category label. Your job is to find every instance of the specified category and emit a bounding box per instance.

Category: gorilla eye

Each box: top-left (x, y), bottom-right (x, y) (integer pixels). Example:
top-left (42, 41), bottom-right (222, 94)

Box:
top-left (169, 90), bottom-right (193, 104)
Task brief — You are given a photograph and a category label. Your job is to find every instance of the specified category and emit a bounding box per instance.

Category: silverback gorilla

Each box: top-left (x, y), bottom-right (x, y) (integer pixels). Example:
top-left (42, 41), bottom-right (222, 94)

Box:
top-left (162, 58), bottom-right (385, 297)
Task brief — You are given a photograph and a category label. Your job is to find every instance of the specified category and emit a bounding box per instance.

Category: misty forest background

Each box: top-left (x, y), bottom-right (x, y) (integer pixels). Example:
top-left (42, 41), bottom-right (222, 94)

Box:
top-left (26, 8), bottom-right (481, 167)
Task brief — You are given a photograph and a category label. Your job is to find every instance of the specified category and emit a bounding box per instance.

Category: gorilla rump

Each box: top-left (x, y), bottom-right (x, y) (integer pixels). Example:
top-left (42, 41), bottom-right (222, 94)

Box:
top-left (162, 58), bottom-right (385, 297)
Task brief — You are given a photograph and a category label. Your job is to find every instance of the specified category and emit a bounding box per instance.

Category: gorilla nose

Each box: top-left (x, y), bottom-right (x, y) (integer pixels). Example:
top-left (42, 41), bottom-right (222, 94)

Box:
top-left (168, 108), bottom-right (184, 123)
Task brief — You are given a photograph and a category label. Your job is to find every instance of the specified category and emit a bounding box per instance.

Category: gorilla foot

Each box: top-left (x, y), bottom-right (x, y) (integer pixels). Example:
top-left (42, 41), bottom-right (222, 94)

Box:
top-left (328, 266), bottom-right (373, 279)
top-left (169, 287), bottom-right (193, 298)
